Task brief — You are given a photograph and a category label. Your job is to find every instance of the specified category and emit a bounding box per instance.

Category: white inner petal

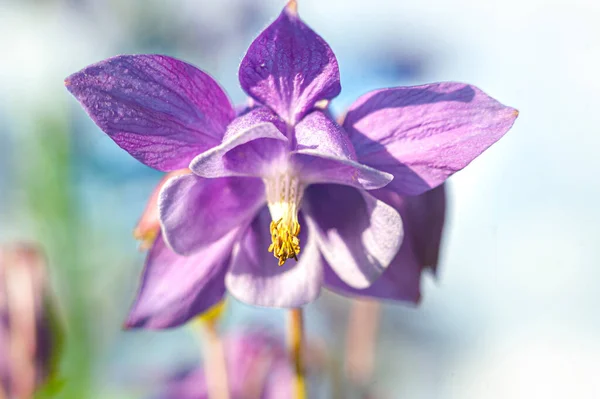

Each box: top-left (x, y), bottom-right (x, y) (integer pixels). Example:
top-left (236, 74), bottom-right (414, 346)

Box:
top-left (264, 172), bottom-right (305, 266)
top-left (265, 173), bottom-right (303, 223)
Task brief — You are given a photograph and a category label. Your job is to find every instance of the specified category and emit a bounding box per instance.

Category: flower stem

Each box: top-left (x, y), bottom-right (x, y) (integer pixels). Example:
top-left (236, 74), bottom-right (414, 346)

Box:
top-left (345, 299), bottom-right (380, 393)
top-left (199, 320), bottom-right (230, 399)
top-left (288, 308), bottom-right (307, 399)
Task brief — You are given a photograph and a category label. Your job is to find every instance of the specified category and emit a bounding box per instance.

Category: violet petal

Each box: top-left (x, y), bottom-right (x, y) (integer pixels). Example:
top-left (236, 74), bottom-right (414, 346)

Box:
top-left (375, 184), bottom-right (447, 273)
top-left (125, 234), bottom-right (234, 329)
top-left (324, 231), bottom-right (422, 302)
top-left (238, 4), bottom-right (340, 124)
top-left (66, 55), bottom-right (235, 171)
top-left (344, 82), bottom-right (518, 195)
top-left (325, 185), bottom-right (446, 301)
top-left (190, 107), bottom-right (288, 178)
top-left (291, 111), bottom-right (392, 190)
top-left (159, 175), bottom-right (265, 255)
top-left (304, 184), bottom-right (403, 289)
top-left (225, 208), bottom-right (323, 307)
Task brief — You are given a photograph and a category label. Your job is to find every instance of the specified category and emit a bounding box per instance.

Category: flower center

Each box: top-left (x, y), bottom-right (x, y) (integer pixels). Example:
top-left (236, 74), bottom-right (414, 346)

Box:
top-left (265, 173), bottom-right (304, 266)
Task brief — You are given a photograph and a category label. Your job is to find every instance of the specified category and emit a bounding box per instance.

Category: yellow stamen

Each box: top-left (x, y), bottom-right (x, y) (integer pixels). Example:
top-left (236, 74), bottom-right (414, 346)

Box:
top-left (268, 218), bottom-right (301, 266)
top-left (265, 173), bottom-right (304, 266)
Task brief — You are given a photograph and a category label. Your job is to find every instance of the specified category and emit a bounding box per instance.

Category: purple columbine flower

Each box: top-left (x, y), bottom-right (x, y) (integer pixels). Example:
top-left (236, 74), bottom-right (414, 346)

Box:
top-left (65, 1), bottom-right (517, 327)
top-left (152, 331), bottom-right (294, 399)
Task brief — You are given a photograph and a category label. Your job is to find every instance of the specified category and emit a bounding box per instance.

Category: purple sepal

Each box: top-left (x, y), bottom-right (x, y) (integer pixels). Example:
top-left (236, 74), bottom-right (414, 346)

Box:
top-left (66, 55), bottom-right (235, 171)
top-left (239, 5), bottom-right (341, 125)
top-left (125, 234), bottom-right (232, 329)
top-left (344, 82), bottom-right (518, 195)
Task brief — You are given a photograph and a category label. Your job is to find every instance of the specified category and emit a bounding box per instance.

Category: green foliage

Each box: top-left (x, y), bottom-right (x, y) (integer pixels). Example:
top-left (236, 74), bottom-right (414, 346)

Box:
top-left (24, 110), bottom-right (93, 399)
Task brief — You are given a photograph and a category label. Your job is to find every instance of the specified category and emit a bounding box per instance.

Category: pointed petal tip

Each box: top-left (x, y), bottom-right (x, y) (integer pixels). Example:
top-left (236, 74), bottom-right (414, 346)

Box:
top-left (122, 319), bottom-right (135, 330)
top-left (123, 311), bottom-right (153, 330)
top-left (502, 106), bottom-right (519, 127)
top-left (285, 0), bottom-right (298, 16)
top-left (64, 74), bottom-right (78, 91)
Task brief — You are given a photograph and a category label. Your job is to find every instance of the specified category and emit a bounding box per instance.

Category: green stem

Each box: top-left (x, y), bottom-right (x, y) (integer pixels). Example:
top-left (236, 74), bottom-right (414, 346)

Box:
top-left (288, 308), bottom-right (307, 399)
top-left (25, 113), bottom-right (91, 398)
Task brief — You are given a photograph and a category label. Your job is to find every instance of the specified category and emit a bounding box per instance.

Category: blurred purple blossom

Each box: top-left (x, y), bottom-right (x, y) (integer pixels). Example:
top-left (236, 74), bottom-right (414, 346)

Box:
top-left (66, 1), bottom-right (517, 327)
top-left (0, 244), bottom-right (60, 398)
top-left (152, 331), bottom-right (294, 399)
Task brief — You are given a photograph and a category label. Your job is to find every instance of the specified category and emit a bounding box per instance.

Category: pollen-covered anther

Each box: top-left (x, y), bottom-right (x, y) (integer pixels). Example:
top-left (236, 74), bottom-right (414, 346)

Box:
top-left (268, 218), bottom-right (301, 266)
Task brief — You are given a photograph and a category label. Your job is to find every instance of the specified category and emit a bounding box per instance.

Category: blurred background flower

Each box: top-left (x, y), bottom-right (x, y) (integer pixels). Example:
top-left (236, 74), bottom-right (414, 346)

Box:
top-left (1, 0), bottom-right (599, 398)
top-left (0, 243), bottom-right (62, 399)
top-left (149, 329), bottom-right (329, 399)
